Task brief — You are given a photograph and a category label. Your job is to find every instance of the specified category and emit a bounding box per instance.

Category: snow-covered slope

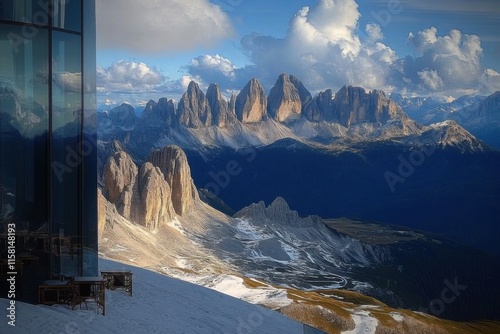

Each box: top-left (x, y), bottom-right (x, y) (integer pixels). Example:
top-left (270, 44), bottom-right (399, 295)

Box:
top-left (0, 258), bottom-right (303, 334)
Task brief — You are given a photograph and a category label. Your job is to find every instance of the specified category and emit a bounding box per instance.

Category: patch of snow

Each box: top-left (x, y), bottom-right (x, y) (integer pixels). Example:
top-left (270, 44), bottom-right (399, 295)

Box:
top-left (174, 258), bottom-right (192, 270)
top-left (280, 241), bottom-right (300, 261)
top-left (390, 312), bottom-right (404, 322)
top-left (342, 310), bottom-right (379, 334)
top-left (235, 219), bottom-right (272, 241)
top-left (207, 275), bottom-right (292, 309)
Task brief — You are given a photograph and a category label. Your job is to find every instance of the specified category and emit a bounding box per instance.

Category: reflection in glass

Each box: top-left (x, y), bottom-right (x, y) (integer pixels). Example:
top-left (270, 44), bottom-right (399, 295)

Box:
top-left (82, 0), bottom-right (97, 276)
top-left (51, 30), bottom-right (82, 277)
top-left (0, 23), bottom-right (49, 227)
top-left (53, 0), bottom-right (81, 32)
top-left (52, 31), bottom-right (81, 132)
top-left (0, 0), bottom-right (47, 25)
top-left (0, 24), bottom-right (49, 138)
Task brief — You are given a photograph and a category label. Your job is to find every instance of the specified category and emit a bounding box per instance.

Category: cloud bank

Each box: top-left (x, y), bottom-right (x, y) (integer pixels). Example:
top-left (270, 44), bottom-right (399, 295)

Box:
top-left (97, 61), bottom-right (166, 93)
top-left (96, 0), bottom-right (234, 53)
top-left (185, 0), bottom-right (500, 97)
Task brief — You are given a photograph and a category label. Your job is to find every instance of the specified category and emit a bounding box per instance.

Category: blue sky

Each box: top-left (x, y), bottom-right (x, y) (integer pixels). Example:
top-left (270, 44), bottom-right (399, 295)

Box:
top-left (96, 0), bottom-right (500, 105)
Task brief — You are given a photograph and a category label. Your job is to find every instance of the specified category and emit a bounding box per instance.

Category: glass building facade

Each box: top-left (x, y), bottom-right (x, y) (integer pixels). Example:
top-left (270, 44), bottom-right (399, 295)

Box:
top-left (0, 0), bottom-right (97, 300)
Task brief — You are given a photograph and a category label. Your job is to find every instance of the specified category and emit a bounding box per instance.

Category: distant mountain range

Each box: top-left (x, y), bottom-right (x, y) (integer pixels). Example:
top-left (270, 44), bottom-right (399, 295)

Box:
top-left (96, 74), bottom-right (500, 255)
top-left (391, 91), bottom-right (500, 149)
top-left (98, 74), bottom-right (496, 156)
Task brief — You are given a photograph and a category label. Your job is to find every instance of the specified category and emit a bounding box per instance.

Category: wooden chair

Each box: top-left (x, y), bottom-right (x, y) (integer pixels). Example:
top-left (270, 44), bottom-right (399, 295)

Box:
top-left (70, 278), bottom-right (89, 310)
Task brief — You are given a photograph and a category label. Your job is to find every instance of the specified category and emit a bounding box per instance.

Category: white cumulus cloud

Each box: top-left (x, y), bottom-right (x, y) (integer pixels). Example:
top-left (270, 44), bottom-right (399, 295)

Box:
top-left (97, 61), bottom-right (166, 93)
top-left (187, 0), bottom-right (500, 98)
top-left (96, 0), bottom-right (234, 53)
top-left (396, 27), bottom-right (492, 95)
top-left (187, 55), bottom-right (238, 87)
top-left (189, 0), bottom-right (395, 93)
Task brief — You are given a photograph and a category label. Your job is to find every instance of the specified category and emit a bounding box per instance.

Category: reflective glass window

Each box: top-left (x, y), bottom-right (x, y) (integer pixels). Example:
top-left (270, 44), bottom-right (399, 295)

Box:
top-left (0, 23), bottom-right (49, 227)
top-left (53, 0), bottom-right (81, 32)
top-left (0, 23), bottom-right (49, 280)
top-left (82, 0), bottom-right (97, 276)
top-left (51, 30), bottom-right (82, 277)
top-left (0, 0), bottom-right (49, 26)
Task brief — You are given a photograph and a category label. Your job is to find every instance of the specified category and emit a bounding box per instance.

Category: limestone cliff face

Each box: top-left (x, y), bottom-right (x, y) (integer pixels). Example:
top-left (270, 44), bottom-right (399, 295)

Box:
top-left (147, 145), bottom-right (198, 216)
top-left (142, 97), bottom-right (176, 127)
top-left (103, 145), bottom-right (198, 229)
top-left (97, 188), bottom-right (107, 240)
top-left (234, 197), bottom-right (320, 228)
top-left (138, 162), bottom-right (175, 229)
top-left (267, 73), bottom-right (303, 122)
top-left (108, 103), bottom-right (136, 130)
top-left (206, 83), bottom-right (237, 128)
top-left (98, 103), bottom-right (136, 144)
top-left (333, 86), bottom-right (402, 127)
top-left (131, 98), bottom-right (176, 154)
top-left (235, 78), bottom-right (268, 123)
top-left (103, 151), bottom-right (139, 220)
top-left (303, 89), bottom-right (334, 122)
top-left (177, 81), bottom-right (212, 128)
top-left (304, 86), bottom-right (405, 126)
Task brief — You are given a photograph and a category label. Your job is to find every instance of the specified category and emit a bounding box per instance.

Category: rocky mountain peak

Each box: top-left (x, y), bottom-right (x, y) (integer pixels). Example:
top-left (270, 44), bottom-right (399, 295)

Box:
top-left (109, 103), bottom-right (136, 130)
top-left (177, 81), bottom-right (212, 128)
top-left (303, 85), bottom-right (407, 128)
top-left (426, 120), bottom-right (488, 152)
top-left (333, 85), bottom-right (403, 127)
top-left (103, 151), bottom-right (139, 220)
top-left (142, 97), bottom-right (175, 126)
top-left (147, 145), bottom-right (199, 215)
top-left (235, 197), bottom-right (320, 228)
top-left (304, 89), bottom-right (335, 122)
top-left (138, 162), bottom-right (175, 229)
top-left (267, 73), bottom-right (303, 122)
top-left (235, 78), bottom-right (268, 123)
top-left (206, 83), bottom-right (237, 128)
top-left (102, 145), bottom-right (200, 229)
top-left (474, 91), bottom-right (500, 118)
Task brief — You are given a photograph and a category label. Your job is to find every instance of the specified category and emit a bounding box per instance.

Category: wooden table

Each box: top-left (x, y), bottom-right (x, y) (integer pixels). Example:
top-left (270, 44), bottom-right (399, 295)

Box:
top-left (101, 270), bottom-right (133, 296)
top-left (73, 277), bottom-right (106, 316)
top-left (38, 280), bottom-right (72, 306)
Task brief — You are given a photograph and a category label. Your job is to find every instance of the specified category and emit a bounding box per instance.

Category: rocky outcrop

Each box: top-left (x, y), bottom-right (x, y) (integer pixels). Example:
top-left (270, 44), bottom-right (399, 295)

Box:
top-left (206, 83), bottom-right (237, 127)
top-left (333, 86), bottom-right (402, 127)
top-left (103, 145), bottom-right (199, 229)
top-left (0, 86), bottom-right (47, 137)
top-left (304, 86), bottom-right (406, 127)
top-left (289, 75), bottom-right (314, 108)
top-left (131, 97), bottom-right (176, 155)
top-left (142, 97), bottom-right (176, 127)
top-left (177, 81), bottom-right (212, 128)
top-left (235, 78), bottom-right (268, 123)
top-left (235, 197), bottom-right (320, 228)
top-left (147, 145), bottom-right (198, 215)
top-left (97, 140), bottom-right (124, 185)
top-left (452, 91), bottom-right (500, 125)
top-left (267, 74), bottom-right (303, 122)
top-left (229, 93), bottom-right (237, 116)
top-left (303, 89), bottom-right (335, 122)
top-left (108, 103), bottom-right (136, 130)
top-left (138, 162), bottom-right (175, 229)
top-left (99, 103), bottom-right (136, 143)
top-left (103, 151), bottom-right (139, 220)
top-left (97, 188), bottom-right (107, 240)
